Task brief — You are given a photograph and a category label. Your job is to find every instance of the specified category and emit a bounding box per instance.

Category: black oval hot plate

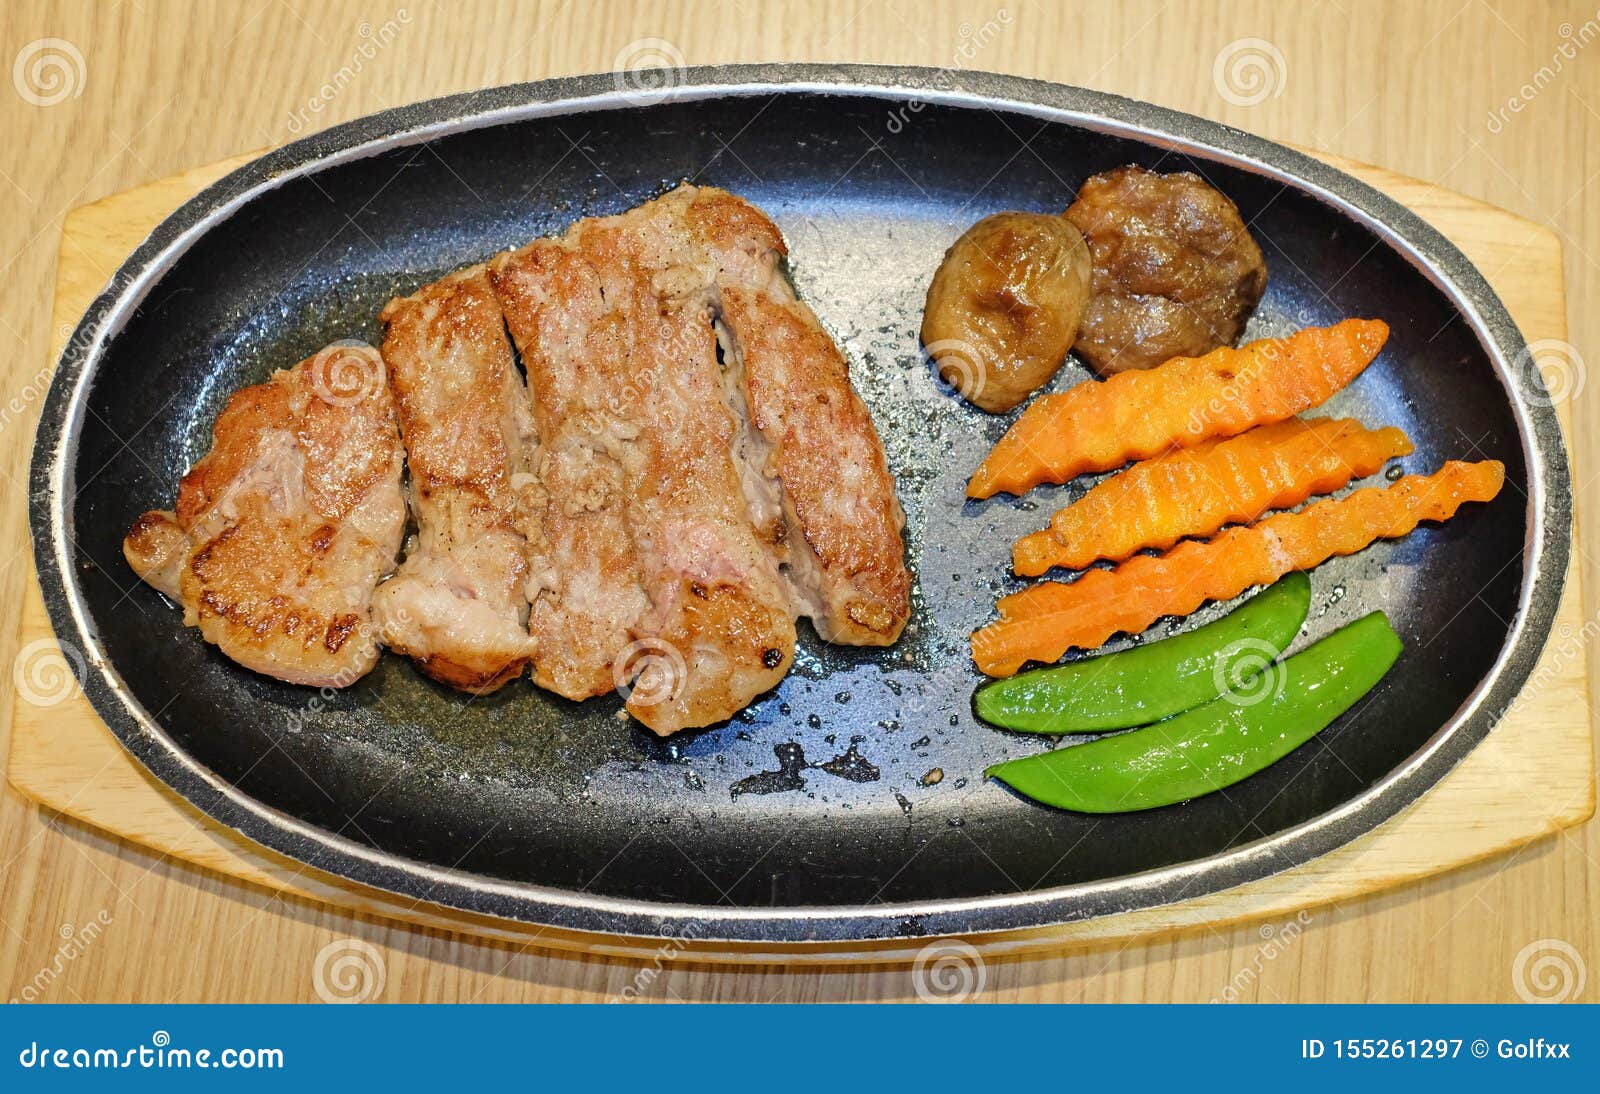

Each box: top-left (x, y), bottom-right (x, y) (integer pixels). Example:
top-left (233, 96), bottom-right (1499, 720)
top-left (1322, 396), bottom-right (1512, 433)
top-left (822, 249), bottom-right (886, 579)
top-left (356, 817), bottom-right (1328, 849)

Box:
top-left (30, 66), bottom-right (1569, 943)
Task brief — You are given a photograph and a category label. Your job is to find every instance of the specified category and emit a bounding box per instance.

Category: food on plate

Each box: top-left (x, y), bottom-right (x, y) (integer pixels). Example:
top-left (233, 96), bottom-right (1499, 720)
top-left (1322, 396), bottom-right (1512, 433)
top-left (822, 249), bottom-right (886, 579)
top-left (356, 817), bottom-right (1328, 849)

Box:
top-left (720, 284), bottom-right (912, 646)
top-left (987, 612), bottom-right (1402, 813)
top-left (489, 183), bottom-right (908, 733)
top-left (971, 459), bottom-right (1505, 676)
top-left (967, 318), bottom-right (1390, 499)
top-left (615, 291), bottom-right (798, 733)
top-left (1065, 165), bottom-right (1268, 375)
top-left (975, 573), bottom-right (1310, 734)
top-left (370, 267), bottom-right (540, 694)
top-left (1012, 417), bottom-right (1414, 575)
top-left (487, 238), bottom-right (649, 703)
top-left (122, 344), bottom-right (406, 687)
top-left (621, 184), bottom-right (910, 648)
top-left (920, 212), bottom-right (1092, 412)
top-left (491, 207), bottom-right (794, 733)
top-left (126, 185), bottom-right (909, 733)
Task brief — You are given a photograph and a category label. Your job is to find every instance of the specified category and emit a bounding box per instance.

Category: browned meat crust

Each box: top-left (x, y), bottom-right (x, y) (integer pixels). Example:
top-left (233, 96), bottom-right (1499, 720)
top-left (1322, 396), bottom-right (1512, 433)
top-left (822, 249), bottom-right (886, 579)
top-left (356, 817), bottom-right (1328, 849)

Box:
top-left (670, 186), bottom-right (911, 645)
top-left (719, 284), bottom-right (911, 645)
top-left (371, 266), bottom-right (540, 694)
top-left (490, 203), bottom-right (800, 733)
top-left (575, 219), bottom-right (796, 733)
top-left (489, 238), bottom-right (652, 702)
top-left (124, 345), bottom-right (406, 687)
top-left (128, 185), bottom-right (909, 733)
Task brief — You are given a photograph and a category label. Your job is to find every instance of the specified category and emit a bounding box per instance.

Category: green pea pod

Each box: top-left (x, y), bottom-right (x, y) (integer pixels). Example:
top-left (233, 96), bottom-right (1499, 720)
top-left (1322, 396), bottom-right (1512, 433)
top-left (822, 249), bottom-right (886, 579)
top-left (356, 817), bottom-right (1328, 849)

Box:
top-left (974, 572), bottom-right (1311, 734)
top-left (987, 611), bottom-right (1401, 813)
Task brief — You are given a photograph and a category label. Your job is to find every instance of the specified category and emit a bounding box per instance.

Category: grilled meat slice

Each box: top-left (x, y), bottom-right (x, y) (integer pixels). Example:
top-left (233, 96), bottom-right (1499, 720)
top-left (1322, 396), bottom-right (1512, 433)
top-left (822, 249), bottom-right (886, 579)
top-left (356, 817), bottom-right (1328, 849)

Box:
top-left (526, 184), bottom-right (910, 648)
top-left (370, 266), bottom-right (540, 694)
top-left (122, 344), bottom-right (406, 687)
top-left (491, 204), bottom-right (802, 732)
top-left (488, 238), bottom-right (651, 701)
top-left (127, 184), bottom-right (908, 734)
top-left (637, 184), bottom-right (911, 646)
top-left (717, 284), bottom-right (910, 645)
top-left (573, 220), bottom-right (797, 734)
top-left (123, 510), bottom-right (187, 601)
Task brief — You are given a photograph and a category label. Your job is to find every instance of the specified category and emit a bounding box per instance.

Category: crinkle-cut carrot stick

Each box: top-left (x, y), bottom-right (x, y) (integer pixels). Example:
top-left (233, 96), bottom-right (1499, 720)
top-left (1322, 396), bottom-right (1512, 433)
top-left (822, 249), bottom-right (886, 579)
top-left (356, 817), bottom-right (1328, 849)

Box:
top-left (967, 319), bottom-right (1390, 499)
top-left (973, 460), bottom-right (1504, 677)
top-left (1012, 417), bottom-right (1414, 576)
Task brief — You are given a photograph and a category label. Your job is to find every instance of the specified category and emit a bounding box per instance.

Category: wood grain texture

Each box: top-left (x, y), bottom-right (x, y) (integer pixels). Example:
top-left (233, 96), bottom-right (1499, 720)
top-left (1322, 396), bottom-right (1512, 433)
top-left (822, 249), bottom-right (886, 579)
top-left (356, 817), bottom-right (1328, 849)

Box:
top-left (1, 0), bottom-right (1597, 1003)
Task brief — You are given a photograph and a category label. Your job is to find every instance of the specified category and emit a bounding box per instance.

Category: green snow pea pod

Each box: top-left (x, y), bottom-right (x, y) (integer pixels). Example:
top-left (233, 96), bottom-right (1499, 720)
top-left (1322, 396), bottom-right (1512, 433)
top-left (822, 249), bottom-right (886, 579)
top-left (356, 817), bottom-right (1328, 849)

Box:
top-left (986, 611), bottom-right (1401, 813)
top-left (973, 572), bottom-right (1311, 734)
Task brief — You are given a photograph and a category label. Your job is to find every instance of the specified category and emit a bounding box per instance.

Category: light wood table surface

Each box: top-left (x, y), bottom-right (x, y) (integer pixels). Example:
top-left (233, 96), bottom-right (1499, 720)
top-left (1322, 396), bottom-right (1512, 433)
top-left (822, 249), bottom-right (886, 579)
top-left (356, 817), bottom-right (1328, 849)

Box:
top-left (1, 0), bottom-right (1595, 1003)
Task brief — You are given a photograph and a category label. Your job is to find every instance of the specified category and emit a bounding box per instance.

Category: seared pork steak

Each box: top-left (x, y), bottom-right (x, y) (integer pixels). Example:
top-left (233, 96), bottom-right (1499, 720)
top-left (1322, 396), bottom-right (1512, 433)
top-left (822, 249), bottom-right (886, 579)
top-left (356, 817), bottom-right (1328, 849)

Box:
top-left (488, 237), bottom-right (653, 702)
top-left (570, 185), bottom-right (912, 646)
top-left (124, 344), bottom-right (406, 687)
top-left (127, 184), bottom-right (910, 733)
top-left (495, 211), bottom-right (798, 735)
top-left (370, 266), bottom-right (540, 694)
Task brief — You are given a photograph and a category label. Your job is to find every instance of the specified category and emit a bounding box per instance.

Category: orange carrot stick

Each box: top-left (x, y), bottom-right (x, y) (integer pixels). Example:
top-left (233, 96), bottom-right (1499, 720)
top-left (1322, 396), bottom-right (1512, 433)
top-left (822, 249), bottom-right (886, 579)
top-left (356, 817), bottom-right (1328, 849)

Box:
top-left (1012, 417), bottom-right (1414, 576)
top-left (967, 319), bottom-right (1390, 499)
top-left (973, 460), bottom-right (1504, 677)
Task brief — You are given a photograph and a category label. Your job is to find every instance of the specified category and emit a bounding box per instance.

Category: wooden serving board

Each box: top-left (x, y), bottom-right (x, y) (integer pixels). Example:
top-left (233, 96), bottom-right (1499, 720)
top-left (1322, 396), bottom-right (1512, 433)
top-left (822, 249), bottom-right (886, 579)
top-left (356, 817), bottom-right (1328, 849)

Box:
top-left (8, 149), bottom-right (1595, 964)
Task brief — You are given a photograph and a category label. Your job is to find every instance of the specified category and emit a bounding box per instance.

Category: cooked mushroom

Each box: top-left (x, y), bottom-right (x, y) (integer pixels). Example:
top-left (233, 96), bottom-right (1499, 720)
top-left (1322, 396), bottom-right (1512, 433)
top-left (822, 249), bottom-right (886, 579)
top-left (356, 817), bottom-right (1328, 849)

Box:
top-left (921, 211), bottom-right (1092, 413)
top-left (1065, 165), bottom-right (1268, 374)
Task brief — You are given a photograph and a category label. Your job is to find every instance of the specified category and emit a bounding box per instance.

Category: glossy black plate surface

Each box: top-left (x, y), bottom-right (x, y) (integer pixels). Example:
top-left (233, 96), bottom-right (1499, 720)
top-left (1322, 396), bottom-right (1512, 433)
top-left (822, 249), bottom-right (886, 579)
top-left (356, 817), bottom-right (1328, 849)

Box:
top-left (31, 66), bottom-right (1568, 942)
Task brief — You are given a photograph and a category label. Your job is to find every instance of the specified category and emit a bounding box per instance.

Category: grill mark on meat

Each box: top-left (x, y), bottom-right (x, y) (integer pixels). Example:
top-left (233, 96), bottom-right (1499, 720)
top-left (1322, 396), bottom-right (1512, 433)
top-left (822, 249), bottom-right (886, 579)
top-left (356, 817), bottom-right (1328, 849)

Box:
top-left (553, 184), bottom-right (910, 648)
top-left (125, 183), bottom-right (908, 731)
top-left (370, 265), bottom-right (539, 695)
top-left (663, 184), bottom-right (911, 646)
top-left (122, 345), bottom-right (406, 687)
top-left (489, 238), bottom-right (651, 701)
top-left (576, 220), bottom-right (796, 733)
top-left (325, 614), bottom-right (360, 653)
top-left (716, 284), bottom-right (910, 645)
